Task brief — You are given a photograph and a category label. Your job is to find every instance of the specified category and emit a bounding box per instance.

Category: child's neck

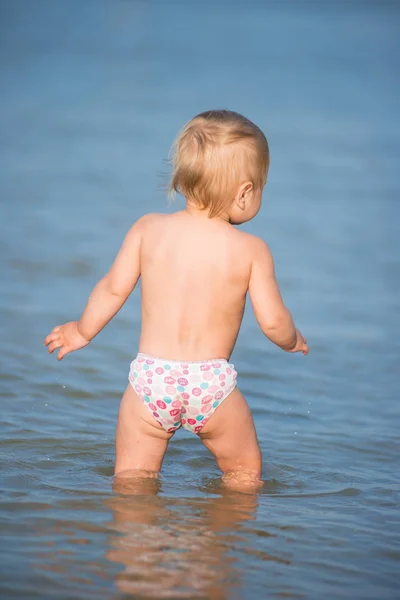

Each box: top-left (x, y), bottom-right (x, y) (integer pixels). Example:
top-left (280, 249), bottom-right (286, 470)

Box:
top-left (184, 201), bottom-right (231, 223)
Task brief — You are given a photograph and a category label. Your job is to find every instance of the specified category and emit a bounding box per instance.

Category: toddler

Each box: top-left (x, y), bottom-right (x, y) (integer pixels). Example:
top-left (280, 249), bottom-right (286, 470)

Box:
top-left (44, 110), bottom-right (308, 487)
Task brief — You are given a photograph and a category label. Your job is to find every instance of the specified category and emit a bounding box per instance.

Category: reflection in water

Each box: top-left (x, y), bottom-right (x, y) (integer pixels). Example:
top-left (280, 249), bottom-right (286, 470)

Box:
top-left (106, 476), bottom-right (290, 599)
top-left (24, 477), bottom-right (292, 600)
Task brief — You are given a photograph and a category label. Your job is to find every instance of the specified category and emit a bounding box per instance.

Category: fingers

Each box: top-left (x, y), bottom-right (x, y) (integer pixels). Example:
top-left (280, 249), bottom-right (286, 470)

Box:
top-left (297, 330), bottom-right (309, 355)
top-left (44, 326), bottom-right (62, 346)
top-left (47, 340), bottom-right (63, 354)
top-left (44, 324), bottom-right (72, 360)
top-left (57, 347), bottom-right (70, 361)
top-left (44, 333), bottom-right (60, 347)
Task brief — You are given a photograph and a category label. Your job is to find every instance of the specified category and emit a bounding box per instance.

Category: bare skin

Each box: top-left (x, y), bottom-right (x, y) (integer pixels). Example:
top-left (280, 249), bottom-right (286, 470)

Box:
top-left (44, 181), bottom-right (308, 489)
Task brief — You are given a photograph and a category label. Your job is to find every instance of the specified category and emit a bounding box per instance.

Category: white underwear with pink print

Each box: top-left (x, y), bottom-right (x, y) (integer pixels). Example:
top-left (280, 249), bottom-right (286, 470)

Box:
top-left (128, 353), bottom-right (237, 434)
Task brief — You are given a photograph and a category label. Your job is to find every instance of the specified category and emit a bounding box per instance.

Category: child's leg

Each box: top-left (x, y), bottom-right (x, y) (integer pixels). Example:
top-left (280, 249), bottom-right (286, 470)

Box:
top-left (198, 387), bottom-right (262, 488)
top-left (114, 385), bottom-right (174, 477)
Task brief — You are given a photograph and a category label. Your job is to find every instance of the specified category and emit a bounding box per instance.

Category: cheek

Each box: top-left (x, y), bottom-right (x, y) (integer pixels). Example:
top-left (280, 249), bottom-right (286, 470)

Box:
top-left (249, 196), bottom-right (262, 219)
top-left (252, 202), bottom-right (261, 218)
top-left (228, 206), bottom-right (246, 225)
top-left (230, 215), bottom-right (245, 225)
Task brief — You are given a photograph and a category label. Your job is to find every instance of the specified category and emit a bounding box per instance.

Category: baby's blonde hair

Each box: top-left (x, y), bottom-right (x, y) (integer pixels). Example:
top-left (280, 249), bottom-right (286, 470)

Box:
top-left (169, 110), bottom-right (270, 217)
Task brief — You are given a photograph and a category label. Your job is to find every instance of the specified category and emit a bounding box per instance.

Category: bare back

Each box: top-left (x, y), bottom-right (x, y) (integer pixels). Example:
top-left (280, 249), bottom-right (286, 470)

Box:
top-left (139, 211), bottom-right (252, 360)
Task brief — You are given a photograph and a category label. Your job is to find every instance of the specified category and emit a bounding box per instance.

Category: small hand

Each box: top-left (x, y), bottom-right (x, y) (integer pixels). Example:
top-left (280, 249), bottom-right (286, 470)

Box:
top-left (44, 321), bottom-right (90, 360)
top-left (288, 329), bottom-right (309, 355)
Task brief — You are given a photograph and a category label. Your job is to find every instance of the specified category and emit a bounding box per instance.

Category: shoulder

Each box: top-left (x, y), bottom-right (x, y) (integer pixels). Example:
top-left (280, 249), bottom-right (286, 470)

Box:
top-left (127, 213), bottom-right (167, 235)
top-left (134, 212), bottom-right (167, 228)
top-left (234, 232), bottom-right (275, 276)
top-left (233, 230), bottom-right (272, 257)
top-left (119, 214), bottom-right (167, 251)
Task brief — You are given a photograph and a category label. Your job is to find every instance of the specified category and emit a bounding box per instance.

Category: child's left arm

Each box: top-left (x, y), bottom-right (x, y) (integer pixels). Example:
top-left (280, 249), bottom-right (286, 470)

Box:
top-left (44, 218), bottom-right (143, 360)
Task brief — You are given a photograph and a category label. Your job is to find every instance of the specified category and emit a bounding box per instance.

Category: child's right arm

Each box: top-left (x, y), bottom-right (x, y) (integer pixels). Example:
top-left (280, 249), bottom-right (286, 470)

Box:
top-left (44, 216), bottom-right (147, 360)
top-left (248, 238), bottom-right (309, 355)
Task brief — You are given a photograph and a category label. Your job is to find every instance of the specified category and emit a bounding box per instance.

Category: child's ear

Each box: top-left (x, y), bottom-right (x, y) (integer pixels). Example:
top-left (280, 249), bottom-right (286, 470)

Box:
top-left (235, 181), bottom-right (253, 210)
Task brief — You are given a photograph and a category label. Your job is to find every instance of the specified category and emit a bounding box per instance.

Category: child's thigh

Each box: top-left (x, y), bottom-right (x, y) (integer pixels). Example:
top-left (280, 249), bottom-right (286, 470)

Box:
top-left (115, 385), bottom-right (174, 476)
top-left (198, 387), bottom-right (262, 477)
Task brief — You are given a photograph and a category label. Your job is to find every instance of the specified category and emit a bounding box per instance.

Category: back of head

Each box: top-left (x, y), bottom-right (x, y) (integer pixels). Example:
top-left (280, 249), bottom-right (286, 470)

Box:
top-left (169, 110), bottom-right (270, 217)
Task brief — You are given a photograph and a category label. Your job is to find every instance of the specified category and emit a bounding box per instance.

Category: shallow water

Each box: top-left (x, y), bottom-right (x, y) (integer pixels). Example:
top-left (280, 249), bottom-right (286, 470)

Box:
top-left (1, 1), bottom-right (399, 599)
